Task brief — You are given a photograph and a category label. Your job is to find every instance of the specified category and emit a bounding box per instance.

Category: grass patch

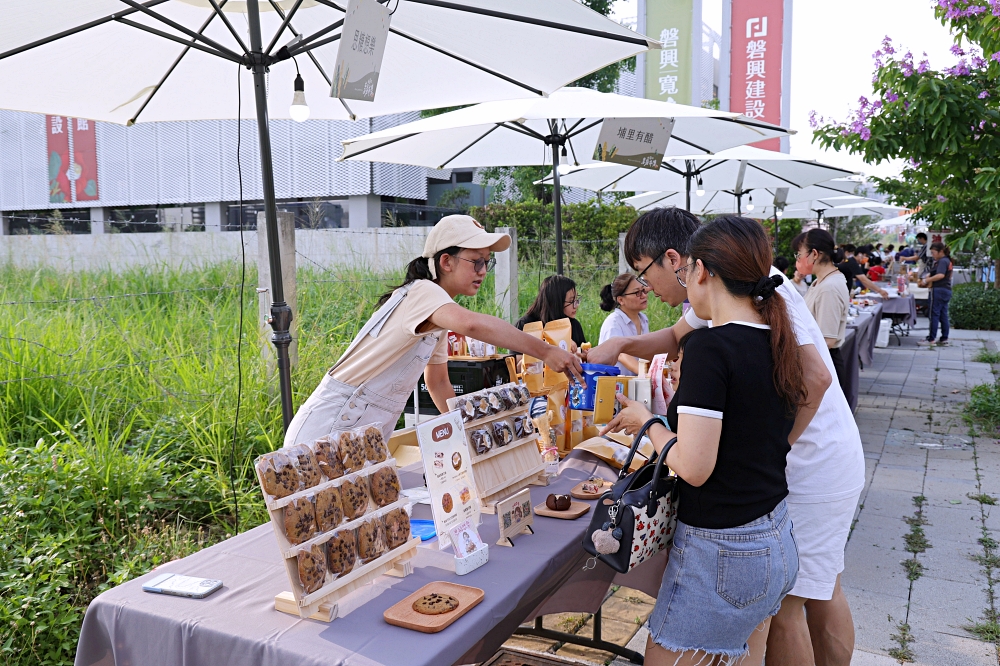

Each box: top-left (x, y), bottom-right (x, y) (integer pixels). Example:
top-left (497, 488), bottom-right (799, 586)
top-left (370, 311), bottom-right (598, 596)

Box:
top-left (967, 381), bottom-right (1000, 432)
top-left (968, 492), bottom-right (998, 505)
top-left (888, 621), bottom-right (916, 662)
top-left (975, 349), bottom-right (1000, 365)
top-left (902, 558), bottom-right (925, 581)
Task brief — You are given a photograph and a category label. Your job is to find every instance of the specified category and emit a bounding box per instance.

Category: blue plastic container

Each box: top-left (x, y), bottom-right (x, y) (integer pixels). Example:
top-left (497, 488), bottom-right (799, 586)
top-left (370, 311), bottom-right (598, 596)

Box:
top-left (569, 363), bottom-right (620, 411)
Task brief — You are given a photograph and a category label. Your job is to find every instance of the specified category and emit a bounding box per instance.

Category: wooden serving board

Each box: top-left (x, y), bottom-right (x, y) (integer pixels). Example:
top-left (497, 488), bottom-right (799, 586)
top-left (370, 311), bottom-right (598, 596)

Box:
top-left (570, 479), bottom-right (611, 500)
top-left (533, 501), bottom-right (590, 520)
top-left (383, 581), bottom-right (484, 633)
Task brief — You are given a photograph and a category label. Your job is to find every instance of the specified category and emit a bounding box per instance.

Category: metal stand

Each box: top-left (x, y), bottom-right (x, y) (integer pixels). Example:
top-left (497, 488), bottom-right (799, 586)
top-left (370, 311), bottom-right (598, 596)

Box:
top-left (551, 138), bottom-right (564, 275)
top-left (514, 609), bottom-right (644, 664)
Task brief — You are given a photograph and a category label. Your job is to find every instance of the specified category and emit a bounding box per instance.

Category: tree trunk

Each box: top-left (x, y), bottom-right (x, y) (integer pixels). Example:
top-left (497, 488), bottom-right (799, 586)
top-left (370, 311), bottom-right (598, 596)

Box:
top-left (994, 258), bottom-right (999, 289)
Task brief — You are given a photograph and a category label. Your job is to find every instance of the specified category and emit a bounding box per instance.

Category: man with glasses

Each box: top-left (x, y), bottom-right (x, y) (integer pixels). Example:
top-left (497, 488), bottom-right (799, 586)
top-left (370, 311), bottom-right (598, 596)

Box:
top-left (588, 207), bottom-right (865, 666)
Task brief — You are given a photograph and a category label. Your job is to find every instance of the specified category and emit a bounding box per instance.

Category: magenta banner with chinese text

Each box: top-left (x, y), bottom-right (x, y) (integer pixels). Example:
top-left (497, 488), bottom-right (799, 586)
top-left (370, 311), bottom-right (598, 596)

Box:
top-left (46, 115), bottom-right (71, 203)
top-left (728, 0), bottom-right (784, 151)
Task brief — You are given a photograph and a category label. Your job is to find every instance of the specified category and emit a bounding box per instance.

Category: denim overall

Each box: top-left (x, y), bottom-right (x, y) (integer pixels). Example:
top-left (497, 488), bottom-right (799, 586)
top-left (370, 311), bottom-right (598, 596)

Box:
top-left (283, 283), bottom-right (441, 448)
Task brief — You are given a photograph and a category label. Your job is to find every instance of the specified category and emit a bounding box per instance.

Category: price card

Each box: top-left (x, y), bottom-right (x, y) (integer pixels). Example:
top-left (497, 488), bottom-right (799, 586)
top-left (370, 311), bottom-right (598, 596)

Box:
top-left (330, 0), bottom-right (390, 101)
top-left (593, 118), bottom-right (674, 170)
top-left (416, 411), bottom-right (482, 540)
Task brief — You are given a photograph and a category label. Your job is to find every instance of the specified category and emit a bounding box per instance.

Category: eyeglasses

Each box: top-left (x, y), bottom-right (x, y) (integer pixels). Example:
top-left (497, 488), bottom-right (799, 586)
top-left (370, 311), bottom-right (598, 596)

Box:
top-left (675, 262), bottom-right (696, 288)
top-left (635, 248), bottom-right (668, 289)
top-left (794, 250), bottom-right (812, 261)
top-left (455, 256), bottom-right (496, 273)
top-left (620, 288), bottom-right (647, 298)
top-left (564, 297), bottom-right (581, 307)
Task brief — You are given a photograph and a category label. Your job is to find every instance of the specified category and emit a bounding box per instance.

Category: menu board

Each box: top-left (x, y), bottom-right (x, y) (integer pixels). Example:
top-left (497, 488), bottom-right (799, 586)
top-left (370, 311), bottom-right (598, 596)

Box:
top-left (416, 411), bottom-right (482, 543)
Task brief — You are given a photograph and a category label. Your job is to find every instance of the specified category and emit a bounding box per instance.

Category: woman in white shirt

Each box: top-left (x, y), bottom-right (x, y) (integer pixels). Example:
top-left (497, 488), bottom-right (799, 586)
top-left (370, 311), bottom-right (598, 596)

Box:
top-left (598, 273), bottom-right (650, 373)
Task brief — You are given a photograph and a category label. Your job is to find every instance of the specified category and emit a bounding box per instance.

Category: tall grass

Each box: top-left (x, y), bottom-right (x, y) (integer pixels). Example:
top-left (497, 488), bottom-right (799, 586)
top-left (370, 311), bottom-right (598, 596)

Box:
top-left (0, 252), bottom-right (680, 665)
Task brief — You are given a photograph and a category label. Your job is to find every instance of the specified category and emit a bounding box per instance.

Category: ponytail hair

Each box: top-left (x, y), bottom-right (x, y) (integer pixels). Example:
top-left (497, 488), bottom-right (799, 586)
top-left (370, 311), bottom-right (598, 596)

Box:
top-left (600, 273), bottom-right (638, 312)
top-left (930, 241), bottom-right (950, 256)
top-left (688, 216), bottom-right (806, 412)
top-left (377, 245), bottom-right (461, 307)
top-left (791, 228), bottom-right (841, 265)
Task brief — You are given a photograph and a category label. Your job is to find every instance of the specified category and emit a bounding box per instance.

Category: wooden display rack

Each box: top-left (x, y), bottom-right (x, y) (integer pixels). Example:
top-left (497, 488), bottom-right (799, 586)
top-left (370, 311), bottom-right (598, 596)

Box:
top-left (447, 384), bottom-right (548, 514)
top-left (255, 456), bottom-right (418, 621)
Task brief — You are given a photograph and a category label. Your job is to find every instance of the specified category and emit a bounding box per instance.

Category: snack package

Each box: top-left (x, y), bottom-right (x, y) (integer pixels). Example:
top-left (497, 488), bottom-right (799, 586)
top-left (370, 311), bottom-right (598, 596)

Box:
top-left (447, 331), bottom-right (466, 357)
top-left (575, 434), bottom-right (655, 472)
top-left (370, 466), bottom-right (401, 507)
top-left (315, 485), bottom-right (344, 533)
top-left (256, 451), bottom-right (300, 499)
top-left (521, 322), bottom-right (545, 393)
top-left (491, 419), bottom-right (514, 447)
top-left (364, 424), bottom-right (388, 464)
top-left (542, 319), bottom-right (575, 389)
top-left (473, 392), bottom-right (492, 420)
top-left (287, 444), bottom-right (322, 490)
top-left (547, 387), bottom-right (567, 425)
top-left (496, 387), bottom-right (517, 411)
top-left (338, 431), bottom-right (367, 474)
top-left (357, 517), bottom-right (388, 563)
top-left (533, 410), bottom-right (552, 451)
top-left (297, 543), bottom-right (327, 594)
top-left (326, 528), bottom-right (358, 578)
top-left (455, 396), bottom-right (477, 422)
top-left (311, 436), bottom-right (345, 481)
top-left (470, 428), bottom-right (494, 455)
top-left (485, 389), bottom-right (504, 415)
top-left (340, 475), bottom-right (371, 520)
top-left (283, 495), bottom-right (318, 545)
top-left (512, 415), bottom-right (535, 439)
top-left (516, 383), bottom-right (531, 406)
top-left (582, 411), bottom-right (599, 440)
top-left (553, 423), bottom-right (567, 454)
top-left (383, 507), bottom-right (412, 550)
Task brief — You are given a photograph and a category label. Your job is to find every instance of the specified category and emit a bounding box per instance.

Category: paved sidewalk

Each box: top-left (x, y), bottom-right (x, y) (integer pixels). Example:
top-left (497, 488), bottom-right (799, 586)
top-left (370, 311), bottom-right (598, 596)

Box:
top-left (502, 322), bottom-right (1000, 665)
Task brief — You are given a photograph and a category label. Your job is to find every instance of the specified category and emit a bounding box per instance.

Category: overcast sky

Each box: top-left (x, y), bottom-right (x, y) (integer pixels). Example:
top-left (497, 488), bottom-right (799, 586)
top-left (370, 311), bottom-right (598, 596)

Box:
top-left (612, 0), bottom-right (959, 179)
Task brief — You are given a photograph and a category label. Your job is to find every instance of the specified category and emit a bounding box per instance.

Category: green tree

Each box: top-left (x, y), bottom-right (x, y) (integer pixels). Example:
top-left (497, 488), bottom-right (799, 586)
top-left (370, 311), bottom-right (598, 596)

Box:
top-left (811, 2), bottom-right (1000, 283)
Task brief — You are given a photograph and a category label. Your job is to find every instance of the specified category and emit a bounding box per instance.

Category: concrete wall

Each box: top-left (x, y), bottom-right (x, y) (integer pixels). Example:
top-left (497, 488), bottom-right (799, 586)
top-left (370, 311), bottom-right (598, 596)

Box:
top-left (0, 227), bottom-right (430, 273)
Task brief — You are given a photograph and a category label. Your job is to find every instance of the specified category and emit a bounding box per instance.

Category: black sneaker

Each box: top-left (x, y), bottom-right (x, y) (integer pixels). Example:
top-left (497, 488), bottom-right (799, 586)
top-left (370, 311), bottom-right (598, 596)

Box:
top-left (938, 339), bottom-right (949, 346)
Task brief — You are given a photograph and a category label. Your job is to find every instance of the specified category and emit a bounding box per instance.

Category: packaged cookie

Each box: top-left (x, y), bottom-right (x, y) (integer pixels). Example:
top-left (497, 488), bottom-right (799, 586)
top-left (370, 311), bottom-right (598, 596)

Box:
top-left (338, 431), bottom-right (367, 474)
top-left (256, 451), bottom-right (299, 499)
top-left (287, 444), bottom-right (322, 489)
top-left (473, 393), bottom-right (491, 419)
top-left (383, 508), bottom-right (411, 550)
top-left (311, 435), bottom-right (344, 481)
top-left (369, 466), bottom-right (401, 507)
top-left (283, 495), bottom-right (318, 545)
top-left (486, 390), bottom-right (504, 414)
top-left (364, 425), bottom-right (388, 464)
top-left (496, 387), bottom-right (517, 411)
top-left (491, 420), bottom-right (514, 447)
top-left (297, 543), bottom-right (327, 594)
top-left (512, 415), bottom-right (535, 439)
top-left (357, 517), bottom-right (388, 563)
top-left (456, 397), bottom-right (476, 423)
top-left (314, 485), bottom-right (344, 533)
top-left (340, 475), bottom-right (370, 520)
top-left (470, 428), bottom-right (493, 455)
top-left (326, 529), bottom-right (358, 578)
top-left (518, 384), bottom-right (531, 405)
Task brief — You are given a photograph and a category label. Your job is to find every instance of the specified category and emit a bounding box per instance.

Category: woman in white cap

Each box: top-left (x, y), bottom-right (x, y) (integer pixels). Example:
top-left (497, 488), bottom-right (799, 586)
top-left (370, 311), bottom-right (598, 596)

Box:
top-left (284, 215), bottom-right (583, 447)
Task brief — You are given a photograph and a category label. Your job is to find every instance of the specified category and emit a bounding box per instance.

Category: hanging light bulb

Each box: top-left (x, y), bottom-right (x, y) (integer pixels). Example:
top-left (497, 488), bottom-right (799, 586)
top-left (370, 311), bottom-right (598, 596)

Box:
top-left (560, 145), bottom-right (568, 165)
top-left (696, 177), bottom-right (705, 197)
top-left (746, 194), bottom-right (755, 211)
top-left (776, 208), bottom-right (784, 218)
top-left (289, 63), bottom-right (310, 122)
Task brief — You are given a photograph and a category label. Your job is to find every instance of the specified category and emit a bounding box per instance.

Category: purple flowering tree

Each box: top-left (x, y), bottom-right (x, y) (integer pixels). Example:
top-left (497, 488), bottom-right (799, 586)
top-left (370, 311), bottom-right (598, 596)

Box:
top-left (812, 1), bottom-right (1000, 279)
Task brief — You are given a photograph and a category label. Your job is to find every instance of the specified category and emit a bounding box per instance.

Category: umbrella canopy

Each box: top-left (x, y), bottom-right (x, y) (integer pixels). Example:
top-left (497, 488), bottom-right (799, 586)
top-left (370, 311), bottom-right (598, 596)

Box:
top-left (338, 87), bottom-right (792, 166)
top-left (623, 180), bottom-right (860, 213)
top-left (778, 202), bottom-right (903, 219)
top-left (0, 0), bottom-right (656, 123)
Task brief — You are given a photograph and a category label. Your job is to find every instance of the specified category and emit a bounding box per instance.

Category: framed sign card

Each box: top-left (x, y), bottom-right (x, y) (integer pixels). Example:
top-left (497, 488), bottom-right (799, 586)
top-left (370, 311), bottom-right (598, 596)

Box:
top-left (495, 488), bottom-right (534, 547)
top-left (416, 412), bottom-right (482, 542)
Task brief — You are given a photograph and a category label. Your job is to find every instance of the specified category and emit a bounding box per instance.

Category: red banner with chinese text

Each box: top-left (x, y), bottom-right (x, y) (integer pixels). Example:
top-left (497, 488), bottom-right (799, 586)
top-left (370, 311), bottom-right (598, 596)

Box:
top-left (47, 115), bottom-right (71, 203)
top-left (72, 118), bottom-right (99, 201)
top-left (729, 0), bottom-right (785, 151)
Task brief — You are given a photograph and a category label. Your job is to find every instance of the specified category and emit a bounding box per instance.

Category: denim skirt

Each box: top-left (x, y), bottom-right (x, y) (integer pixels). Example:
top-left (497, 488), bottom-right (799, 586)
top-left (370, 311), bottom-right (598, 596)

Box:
top-left (647, 500), bottom-right (798, 660)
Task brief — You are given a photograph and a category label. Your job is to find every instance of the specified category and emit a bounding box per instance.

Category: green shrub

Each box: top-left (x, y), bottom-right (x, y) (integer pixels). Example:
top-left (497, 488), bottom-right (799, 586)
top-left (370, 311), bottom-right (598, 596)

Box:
top-left (949, 283), bottom-right (1000, 330)
top-left (968, 381), bottom-right (1000, 431)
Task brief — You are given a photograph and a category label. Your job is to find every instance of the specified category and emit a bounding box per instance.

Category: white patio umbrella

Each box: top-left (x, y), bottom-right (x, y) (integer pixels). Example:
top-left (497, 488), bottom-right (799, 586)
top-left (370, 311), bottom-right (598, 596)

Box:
top-left (339, 87), bottom-right (793, 272)
top-left (0, 0), bottom-right (657, 429)
top-left (622, 179), bottom-right (860, 212)
top-left (538, 146), bottom-right (855, 213)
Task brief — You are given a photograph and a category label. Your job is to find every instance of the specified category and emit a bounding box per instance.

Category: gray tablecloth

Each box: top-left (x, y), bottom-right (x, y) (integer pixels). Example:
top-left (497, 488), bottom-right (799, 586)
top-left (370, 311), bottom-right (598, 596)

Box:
top-left (841, 326), bottom-right (859, 413)
top-left (878, 294), bottom-right (917, 326)
top-left (841, 305), bottom-right (882, 412)
top-left (75, 451), bottom-right (662, 666)
top-left (853, 305), bottom-right (882, 367)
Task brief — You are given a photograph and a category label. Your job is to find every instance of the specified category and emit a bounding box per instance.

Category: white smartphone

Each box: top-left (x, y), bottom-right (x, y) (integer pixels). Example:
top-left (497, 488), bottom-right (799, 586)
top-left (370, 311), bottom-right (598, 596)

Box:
top-left (142, 573), bottom-right (222, 599)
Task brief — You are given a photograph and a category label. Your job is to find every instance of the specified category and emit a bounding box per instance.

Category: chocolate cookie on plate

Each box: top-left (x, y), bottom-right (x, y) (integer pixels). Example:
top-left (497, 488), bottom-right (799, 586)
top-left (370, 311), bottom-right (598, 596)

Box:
top-left (412, 593), bottom-right (459, 615)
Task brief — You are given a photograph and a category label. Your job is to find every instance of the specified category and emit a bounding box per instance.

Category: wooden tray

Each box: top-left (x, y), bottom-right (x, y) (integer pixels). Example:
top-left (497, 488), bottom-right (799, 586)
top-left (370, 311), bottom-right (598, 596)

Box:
top-left (570, 479), bottom-right (611, 500)
top-left (383, 581), bottom-right (484, 633)
top-left (533, 501), bottom-right (590, 520)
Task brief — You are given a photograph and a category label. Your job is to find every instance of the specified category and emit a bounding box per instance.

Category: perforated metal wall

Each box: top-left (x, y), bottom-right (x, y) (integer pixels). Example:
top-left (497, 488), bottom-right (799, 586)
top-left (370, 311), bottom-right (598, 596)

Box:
top-left (0, 111), bottom-right (428, 211)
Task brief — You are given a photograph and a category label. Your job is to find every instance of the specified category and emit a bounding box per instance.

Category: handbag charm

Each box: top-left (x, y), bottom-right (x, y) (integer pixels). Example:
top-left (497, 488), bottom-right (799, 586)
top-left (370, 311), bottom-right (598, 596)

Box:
top-left (591, 503), bottom-right (624, 554)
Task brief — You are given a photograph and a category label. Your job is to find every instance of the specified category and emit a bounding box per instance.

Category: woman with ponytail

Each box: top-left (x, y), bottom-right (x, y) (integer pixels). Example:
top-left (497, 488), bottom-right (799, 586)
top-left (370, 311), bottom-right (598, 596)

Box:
top-left (285, 215), bottom-right (582, 448)
top-left (598, 273), bottom-right (650, 373)
top-left (602, 216), bottom-right (805, 665)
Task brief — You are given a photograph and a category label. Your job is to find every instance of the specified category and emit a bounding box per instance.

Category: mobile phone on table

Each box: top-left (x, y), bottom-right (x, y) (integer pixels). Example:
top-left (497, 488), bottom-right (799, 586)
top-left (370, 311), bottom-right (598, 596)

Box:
top-left (142, 573), bottom-right (222, 599)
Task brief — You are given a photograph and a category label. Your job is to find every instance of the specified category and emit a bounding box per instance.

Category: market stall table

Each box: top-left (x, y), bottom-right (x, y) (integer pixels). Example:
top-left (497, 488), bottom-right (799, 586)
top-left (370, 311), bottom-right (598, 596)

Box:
top-left (878, 293), bottom-right (918, 328)
top-left (75, 451), bottom-right (653, 666)
top-left (841, 305), bottom-right (881, 412)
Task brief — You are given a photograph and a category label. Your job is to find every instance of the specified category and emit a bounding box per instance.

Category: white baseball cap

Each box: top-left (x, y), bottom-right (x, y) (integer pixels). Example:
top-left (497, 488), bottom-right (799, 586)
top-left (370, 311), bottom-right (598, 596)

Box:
top-left (422, 215), bottom-right (512, 260)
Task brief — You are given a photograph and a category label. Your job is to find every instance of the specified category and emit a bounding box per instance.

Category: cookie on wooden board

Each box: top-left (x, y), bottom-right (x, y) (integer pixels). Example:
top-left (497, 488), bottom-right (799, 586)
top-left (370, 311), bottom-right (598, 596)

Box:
top-left (314, 485), bottom-right (344, 533)
top-left (283, 496), bottom-right (318, 545)
top-left (340, 476), bottom-right (370, 520)
top-left (364, 425), bottom-right (388, 463)
top-left (383, 508), bottom-right (411, 550)
top-left (326, 529), bottom-right (358, 577)
top-left (297, 543), bottom-right (327, 594)
top-left (357, 518), bottom-right (388, 563)
top-left (369, 466), bottom-right (401, 507)
top-left (412, 593), bottom-right (459, 615)
top-left (288, 444), bottom-right (322, 489)
top-left (312, 435), bottom-right (344, 481)
top-left (339, 431), bottom-right (367, 473)
top-left (257, 451), bottom-right (299, 499)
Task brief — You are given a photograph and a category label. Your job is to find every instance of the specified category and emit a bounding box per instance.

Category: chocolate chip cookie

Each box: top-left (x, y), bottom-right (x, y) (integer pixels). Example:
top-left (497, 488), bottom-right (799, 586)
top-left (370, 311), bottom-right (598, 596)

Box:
top-left (314, 485), bottom-right (344, 533)
top-left (283, 496), bottom-right (318, 545)
top-left (364, 425), bottom-right (387, 463)
top-left (257, 451), bottom-right (300, 498)
top-left (339, 431), bottom-right (367, 473)
top-left (297, 543), bottom-right (327, 594)
top-left (326, 529), bottom-right (358, 577)
top-left (339, 476), bottom-right (370, 520)
top-left (312, 435), bottom-right (344, 481)
top-left (369, 467), bottom-right (400, 507)
top-left (412, 593), bottom-right (459, 615)
top-left (383, 508), bottom-right (411, 550)
top-left (357, 518), bottom-right (388, 563)
top-left (288, 444), bottom-right (322, 489)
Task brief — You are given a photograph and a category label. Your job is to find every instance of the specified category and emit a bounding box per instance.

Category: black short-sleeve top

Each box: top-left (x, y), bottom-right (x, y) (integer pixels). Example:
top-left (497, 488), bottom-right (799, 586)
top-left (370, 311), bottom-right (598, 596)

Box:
top-left (666, 322), bottom-right (795, 529)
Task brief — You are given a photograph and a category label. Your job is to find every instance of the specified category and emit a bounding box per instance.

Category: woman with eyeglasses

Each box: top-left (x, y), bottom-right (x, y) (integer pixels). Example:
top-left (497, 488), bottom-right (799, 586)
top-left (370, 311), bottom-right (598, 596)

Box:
top-left (792, 229), bottom-right (851, 405)
top-left (515, 275), bottom-right (588, 350)
top-left (598, 273), bottom-right (650, 374)
top-left (284, 215), bottom-right (583, 448)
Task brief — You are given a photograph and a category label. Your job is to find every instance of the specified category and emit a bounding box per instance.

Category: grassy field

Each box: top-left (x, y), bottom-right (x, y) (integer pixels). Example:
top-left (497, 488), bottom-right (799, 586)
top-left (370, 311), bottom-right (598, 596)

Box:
top-left (0, 252), bottom-right (680, 665)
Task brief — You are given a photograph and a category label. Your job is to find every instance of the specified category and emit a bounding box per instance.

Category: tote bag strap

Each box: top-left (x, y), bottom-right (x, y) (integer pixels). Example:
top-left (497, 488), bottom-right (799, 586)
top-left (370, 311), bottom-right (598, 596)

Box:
top-left (330, 282), bottom-right (413, 373)
top-left (616, 416), bottom-right (668, 480)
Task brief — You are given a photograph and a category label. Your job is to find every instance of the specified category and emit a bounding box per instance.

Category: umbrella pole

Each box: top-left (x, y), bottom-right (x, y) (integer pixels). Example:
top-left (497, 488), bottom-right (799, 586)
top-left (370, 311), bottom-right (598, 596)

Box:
top-left (736, 192), bottom-right (742, 215)
top-left (685, 170), bottom-right (691, 212)
top-left (774, 211), bottom-right (779, 255)
top-left (248, 0), bottom-right (295, 431)
top-left (552, 141), bottom-right (564, 275)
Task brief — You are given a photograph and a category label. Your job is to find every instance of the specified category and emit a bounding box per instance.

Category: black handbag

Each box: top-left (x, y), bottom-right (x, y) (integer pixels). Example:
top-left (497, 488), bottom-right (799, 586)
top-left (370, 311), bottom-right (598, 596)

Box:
top-left (582, 418), bottom-right (679, 573)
